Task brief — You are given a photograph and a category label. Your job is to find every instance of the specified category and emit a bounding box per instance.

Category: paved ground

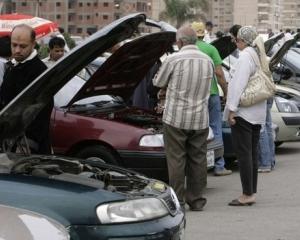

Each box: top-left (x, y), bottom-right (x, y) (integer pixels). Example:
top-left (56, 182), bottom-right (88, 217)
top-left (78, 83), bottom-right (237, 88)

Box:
top-left (185, 142), bottom-right (300, 240)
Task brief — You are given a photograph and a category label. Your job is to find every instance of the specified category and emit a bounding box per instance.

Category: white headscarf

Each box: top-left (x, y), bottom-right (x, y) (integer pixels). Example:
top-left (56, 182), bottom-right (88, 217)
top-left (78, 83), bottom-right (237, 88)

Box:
top-left (238, 26), bottom-right (271, 76)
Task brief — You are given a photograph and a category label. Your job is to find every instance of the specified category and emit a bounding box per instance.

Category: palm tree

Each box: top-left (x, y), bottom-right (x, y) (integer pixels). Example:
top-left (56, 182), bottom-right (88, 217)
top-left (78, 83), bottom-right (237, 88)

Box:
top-left (160, 0), bottom-right (209, 28)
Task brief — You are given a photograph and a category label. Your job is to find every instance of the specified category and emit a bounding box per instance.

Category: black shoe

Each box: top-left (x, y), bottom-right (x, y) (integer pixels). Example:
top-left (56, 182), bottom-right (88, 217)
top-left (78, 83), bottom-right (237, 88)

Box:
top-left (187, 197), bottom-right (207, 211)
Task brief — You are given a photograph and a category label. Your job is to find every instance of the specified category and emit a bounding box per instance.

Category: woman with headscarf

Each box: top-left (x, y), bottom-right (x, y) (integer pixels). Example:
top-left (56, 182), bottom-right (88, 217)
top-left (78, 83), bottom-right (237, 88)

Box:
top-left (224, 26), bottom-right (268, 206)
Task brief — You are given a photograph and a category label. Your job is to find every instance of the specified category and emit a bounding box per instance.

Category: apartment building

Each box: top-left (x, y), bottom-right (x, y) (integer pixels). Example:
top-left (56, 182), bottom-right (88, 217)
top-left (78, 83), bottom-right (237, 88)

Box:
top-left (210, 0), bottom-right (234, 32)
top-left (5, 0), bottom-right (152, 36)
top-left (151, 0), bottom-right (164, 21)
top-left (281, 0), bottom-right (300, 31)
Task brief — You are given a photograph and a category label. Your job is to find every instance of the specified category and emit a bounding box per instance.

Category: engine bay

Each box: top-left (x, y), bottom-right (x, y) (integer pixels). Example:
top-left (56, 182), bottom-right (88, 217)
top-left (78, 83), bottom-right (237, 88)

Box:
top-left (0, 153), bottom-right (152, 193)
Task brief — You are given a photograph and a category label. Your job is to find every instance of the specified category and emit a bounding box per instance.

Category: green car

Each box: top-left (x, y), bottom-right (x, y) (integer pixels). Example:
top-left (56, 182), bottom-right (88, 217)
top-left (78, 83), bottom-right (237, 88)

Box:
top-left (0, 13), bottom-right (184, 240)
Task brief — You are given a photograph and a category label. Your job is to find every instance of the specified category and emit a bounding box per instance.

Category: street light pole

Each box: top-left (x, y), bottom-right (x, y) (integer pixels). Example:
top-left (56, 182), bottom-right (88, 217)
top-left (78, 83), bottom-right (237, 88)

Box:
top-left (35, 0), bottom-right (40, 17)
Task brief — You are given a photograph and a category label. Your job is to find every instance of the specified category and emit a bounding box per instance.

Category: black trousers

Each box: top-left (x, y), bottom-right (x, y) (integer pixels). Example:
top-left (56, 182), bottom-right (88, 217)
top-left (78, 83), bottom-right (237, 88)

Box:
top-left (231, 117), bottom-right (261, 195)
top-left (163, 123), bottom-right (208, 204)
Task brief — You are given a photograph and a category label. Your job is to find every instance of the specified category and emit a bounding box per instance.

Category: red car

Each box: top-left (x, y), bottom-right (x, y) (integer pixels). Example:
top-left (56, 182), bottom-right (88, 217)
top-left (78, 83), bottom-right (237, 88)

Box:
top-left (51, 21), bottom-right (223, 182)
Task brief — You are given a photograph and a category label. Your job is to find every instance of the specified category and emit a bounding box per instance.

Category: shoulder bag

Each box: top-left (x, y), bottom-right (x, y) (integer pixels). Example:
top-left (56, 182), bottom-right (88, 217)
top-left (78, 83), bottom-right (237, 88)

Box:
top-left (239, 49), bottom-right (276, 107)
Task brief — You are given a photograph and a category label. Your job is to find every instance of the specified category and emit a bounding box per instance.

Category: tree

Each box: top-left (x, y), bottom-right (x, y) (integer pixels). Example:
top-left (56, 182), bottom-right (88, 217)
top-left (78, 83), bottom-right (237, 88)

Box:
top-left (160, 0), bottom-right (209, 28)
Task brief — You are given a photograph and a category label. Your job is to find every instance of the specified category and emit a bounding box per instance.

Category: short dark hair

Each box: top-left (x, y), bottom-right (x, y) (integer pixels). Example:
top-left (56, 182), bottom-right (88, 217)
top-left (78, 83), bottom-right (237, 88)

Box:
top-left (229, 24), bottom-right (242, 38)
top-left (58, 27), bottom-right (65, 34)
top-left (205, 21), bottom-right (213, 27)
top-left (216, 30), bottom-right (224, 38)
top-left (49, 36), bottom-right (65, 49)
top-left (12, 24), bottom-right (36, 42)
top-left (0, 36), bottom-right (11, 58)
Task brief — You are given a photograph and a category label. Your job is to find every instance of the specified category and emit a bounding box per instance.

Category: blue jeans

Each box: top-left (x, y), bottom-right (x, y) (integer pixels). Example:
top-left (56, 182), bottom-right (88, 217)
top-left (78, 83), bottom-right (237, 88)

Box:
top-left (208, 95), bottom-right (225, 171)
top-left (258, 98), bottom-right (275, 169)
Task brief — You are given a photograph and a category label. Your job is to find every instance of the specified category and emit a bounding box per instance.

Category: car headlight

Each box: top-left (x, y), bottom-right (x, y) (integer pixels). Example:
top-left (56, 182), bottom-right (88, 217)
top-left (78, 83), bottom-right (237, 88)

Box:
top-left (96, 198), bottom-right (169, 224)
top-left (139, 134), bottom-right (164, 147)
top-left (275, 96), bottom-right (299, 113)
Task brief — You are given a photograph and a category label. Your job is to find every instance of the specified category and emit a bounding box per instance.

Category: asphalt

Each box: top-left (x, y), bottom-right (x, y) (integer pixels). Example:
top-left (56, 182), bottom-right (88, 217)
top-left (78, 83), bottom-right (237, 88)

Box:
top-left (185, 142), bottom-right (300, 240)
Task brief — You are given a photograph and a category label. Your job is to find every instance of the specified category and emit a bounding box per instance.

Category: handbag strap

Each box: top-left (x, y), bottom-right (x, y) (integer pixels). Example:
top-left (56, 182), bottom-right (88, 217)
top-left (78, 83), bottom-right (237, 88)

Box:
top-left (245, 47), bottom-right (261, 70)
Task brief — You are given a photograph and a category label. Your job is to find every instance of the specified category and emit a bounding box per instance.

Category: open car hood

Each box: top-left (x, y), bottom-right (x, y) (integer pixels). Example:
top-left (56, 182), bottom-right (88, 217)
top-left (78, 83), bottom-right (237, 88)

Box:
top-left (145, 19), bottom-right (177, 32)
top-left (264, 32), bottom-right (284, 55)
top-left (269, 33), bottom-right (300, 71)
top-left (212, 33), bottom-right (285, 61)
top-left (66, 31), bottom-right (175, 106)
top-left (210, 36), bottom-right (237, 60)
top-left (0, 13), bottom-right (148, 141)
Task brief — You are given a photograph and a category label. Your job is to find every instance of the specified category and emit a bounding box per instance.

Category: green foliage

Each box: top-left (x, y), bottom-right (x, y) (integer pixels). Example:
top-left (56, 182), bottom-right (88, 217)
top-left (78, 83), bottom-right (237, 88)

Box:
top-left (62, 32), bottom-right (76, 49)
top-left (160, 0), bottom-right (209, 28)
top-left (38, 44), bottom-right (49, 59)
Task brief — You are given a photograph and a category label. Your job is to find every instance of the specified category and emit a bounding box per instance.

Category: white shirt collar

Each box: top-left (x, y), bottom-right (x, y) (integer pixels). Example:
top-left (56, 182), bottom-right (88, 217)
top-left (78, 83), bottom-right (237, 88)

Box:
top-left (11, 49), bottom-right (38, 66)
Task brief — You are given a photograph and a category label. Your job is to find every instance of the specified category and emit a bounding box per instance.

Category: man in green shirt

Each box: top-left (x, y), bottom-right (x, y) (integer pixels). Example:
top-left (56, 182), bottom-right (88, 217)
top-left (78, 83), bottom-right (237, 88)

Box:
top-left (192, 21), bottom-right (232, 176)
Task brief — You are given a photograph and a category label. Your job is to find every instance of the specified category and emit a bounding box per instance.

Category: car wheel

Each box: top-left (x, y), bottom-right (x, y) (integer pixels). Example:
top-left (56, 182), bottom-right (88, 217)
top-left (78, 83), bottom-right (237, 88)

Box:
top-left (75, 145), bottom-right (119, 165)
top-left (275, 141), bottom-right (283, 148)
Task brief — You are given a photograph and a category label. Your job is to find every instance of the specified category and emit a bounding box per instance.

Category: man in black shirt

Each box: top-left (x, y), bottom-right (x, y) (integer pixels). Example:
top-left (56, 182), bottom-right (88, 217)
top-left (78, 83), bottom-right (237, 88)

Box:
top-left (0, 24), bottom-right (53, 154)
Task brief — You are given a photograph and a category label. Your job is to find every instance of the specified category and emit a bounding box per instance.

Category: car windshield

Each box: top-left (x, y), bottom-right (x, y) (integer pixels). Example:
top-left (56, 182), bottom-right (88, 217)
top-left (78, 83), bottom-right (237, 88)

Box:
top-left (54, 75), bottom-right (122, 108)
top-left (54, 55), bottom-right (114, 108)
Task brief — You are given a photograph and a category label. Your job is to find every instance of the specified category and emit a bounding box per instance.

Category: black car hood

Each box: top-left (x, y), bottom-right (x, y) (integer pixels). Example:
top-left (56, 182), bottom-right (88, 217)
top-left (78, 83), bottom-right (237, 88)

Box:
top-left (145, 19), bottom-right (177, 32)
top-left (269, 33), bottom-right (300, 71)
top-left (0, 13), bottom-right (147, 141)
top-left (264, 32), bottom-right (284, 55)
top-left (67, 31), bottom-right (175, 106)
top-left (212, 33), bottom-right (285, 61)
top-left (210, 36), bottom-right (237, 60)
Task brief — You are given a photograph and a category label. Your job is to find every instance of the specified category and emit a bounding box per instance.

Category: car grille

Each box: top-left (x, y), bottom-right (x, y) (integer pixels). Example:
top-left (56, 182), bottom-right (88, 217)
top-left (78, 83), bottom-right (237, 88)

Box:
top-left (161, 194), bottom-right (177, 216)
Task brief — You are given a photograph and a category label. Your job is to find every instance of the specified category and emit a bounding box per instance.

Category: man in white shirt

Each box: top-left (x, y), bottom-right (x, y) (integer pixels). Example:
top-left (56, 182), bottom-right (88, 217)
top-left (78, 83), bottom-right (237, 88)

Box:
top-left (43, 36), bottom-right (65, 68)
top-left (203, 21), bottom-right (216, 43)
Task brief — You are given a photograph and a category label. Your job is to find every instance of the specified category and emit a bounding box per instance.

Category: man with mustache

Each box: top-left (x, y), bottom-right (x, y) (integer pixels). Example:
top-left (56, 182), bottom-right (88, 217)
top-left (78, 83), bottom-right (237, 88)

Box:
top-left (0, 24), bottom-right (52, 154)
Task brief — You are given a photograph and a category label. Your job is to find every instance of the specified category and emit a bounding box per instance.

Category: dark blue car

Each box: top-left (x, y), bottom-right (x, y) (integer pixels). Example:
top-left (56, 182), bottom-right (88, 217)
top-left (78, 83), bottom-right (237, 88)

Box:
top-left (0, 13), bottom-right (184, 240)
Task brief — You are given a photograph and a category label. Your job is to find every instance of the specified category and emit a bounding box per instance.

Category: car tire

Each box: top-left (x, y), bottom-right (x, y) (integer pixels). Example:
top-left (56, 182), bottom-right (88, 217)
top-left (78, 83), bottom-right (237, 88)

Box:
top-left (75, 145), bottom-right (119, 165)
top-left (275, 141), bottom-right (283, 148)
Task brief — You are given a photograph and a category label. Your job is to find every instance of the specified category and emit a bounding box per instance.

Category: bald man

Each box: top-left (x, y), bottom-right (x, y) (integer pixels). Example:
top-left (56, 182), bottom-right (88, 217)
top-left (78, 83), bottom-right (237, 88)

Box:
top-left (0, 24), bottom-right (53, 154)
top-left (153, 25), bottom-right (214, 211)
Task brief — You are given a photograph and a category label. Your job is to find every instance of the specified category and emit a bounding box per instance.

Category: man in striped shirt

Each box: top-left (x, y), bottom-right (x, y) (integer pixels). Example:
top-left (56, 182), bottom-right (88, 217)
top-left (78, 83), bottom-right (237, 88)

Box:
top-left (153, 25), bottom-right (214, 211)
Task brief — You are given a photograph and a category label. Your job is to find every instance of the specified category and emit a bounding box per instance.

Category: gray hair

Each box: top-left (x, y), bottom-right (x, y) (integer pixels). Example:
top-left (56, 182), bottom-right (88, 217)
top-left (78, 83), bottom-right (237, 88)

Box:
top-left (176, 25), bottom-right (197, 45)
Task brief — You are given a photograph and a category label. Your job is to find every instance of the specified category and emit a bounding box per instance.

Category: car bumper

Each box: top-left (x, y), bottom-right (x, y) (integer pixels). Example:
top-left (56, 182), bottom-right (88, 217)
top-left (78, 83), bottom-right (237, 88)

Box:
top-left (273, 113), bottom-right (300, 142)
top-left (69, 213), bottom-right (185, 240)
top-left (118, 140), bottom-right (223, 181)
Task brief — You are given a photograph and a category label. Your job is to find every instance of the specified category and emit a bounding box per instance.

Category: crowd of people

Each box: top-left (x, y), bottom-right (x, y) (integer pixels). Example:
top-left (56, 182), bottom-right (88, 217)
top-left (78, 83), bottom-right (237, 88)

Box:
top-left (0, 18), bottom-right (285, 211)
top-left (152, 22), bottom-right (280, 210)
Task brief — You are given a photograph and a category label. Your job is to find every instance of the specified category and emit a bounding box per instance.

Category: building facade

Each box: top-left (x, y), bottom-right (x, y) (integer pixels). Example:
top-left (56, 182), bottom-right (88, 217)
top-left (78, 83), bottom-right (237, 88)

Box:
top-left (2, 0), bottom-right (299, 35)
top-left (233, 0), bottom-right (300, 33)
top-left (281, 0), bottom-right (300, 31)
top-left (4, 0), bottom-right (152, 36)
top-left (210, 0), bottom-right (234, 32)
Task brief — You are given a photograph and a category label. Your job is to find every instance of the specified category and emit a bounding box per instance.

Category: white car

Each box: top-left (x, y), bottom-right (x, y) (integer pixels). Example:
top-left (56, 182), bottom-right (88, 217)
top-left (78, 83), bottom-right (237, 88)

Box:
top-left (222, 55), bottom-right (300, 147)
top-left (0, 204), bottom-right (70, 240)
top-left (272, 84), bottom-right (300, 146)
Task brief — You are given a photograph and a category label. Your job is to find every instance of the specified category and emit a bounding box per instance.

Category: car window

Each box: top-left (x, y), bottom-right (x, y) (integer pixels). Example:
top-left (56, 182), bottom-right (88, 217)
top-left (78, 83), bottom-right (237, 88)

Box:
top-left (54, 75), bottom-right (115, 108)
top-left (54, 56), bottom-right (109, 107)
top-left (54, 75), bottom-right (85, 107)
